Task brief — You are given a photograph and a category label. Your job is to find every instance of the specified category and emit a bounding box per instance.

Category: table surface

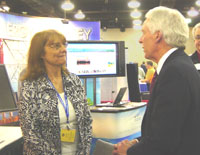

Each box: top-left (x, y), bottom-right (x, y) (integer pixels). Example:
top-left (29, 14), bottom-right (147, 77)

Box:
top-left (91, 102), bottom-right (147, 113)
top-left (0, 126), bottom-right (22, 150)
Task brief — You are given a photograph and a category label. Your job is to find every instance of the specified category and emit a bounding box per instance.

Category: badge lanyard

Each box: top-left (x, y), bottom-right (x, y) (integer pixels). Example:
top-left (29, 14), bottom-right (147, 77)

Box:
top-left (46, 75), bottom-right (70, 129)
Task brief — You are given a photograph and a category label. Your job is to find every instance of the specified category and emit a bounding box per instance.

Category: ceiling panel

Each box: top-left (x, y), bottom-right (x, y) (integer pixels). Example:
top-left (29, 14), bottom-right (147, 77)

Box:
top-left (2, 0), bottom-right (199, 29)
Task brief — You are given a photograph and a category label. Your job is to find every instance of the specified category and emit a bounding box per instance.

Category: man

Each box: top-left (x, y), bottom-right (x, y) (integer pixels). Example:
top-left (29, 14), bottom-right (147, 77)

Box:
top-left (140, 61), bottom-right (155, 87)
top-left (113, 6), bottom-right (200, 155)
top-left (140, 61), bottom-right (147, 73)
top-left (138, 66), bottom-right (145, 80)
top-left (191, 23), bottom-right (200, 73)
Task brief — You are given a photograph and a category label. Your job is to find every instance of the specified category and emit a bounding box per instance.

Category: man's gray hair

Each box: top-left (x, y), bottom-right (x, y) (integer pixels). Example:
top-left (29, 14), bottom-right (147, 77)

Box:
top-left (145, 6), bottom-right (189, 48)
top-left (192, 23), bottom-right (200, 39)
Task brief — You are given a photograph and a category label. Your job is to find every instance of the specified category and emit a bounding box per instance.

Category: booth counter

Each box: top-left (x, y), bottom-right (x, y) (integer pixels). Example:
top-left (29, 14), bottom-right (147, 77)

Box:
top-left (90, 102), bottom-right (147, 154)
top-left (0, 103), bottom-right (147, 155)
top-left (0, 126), bottom-right (23, 155)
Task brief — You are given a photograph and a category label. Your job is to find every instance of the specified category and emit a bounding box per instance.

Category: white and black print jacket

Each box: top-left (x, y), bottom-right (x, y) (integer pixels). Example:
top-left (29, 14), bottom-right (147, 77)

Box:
top-left (18, 72), bottom-right (93, 155)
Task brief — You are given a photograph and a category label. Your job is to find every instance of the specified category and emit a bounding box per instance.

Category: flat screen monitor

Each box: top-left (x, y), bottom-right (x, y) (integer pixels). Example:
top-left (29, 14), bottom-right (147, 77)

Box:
top-left (0, 64), bottom-right (18, 112)
top-left (66, 41), bottom-right (125, 78)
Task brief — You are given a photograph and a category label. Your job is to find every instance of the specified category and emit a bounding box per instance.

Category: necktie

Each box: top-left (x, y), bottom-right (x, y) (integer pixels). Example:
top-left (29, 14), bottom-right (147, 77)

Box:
top-left (150, 71), bottom-right (158, 94)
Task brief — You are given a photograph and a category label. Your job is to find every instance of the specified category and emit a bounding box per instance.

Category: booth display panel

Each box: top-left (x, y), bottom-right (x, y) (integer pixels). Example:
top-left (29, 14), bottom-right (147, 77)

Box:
top-left (90, 102), bottom-right (146, 154)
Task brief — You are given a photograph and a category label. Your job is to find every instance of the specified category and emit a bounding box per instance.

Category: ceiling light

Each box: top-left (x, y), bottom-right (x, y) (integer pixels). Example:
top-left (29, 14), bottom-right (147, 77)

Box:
top-left (185, 18), bottom-right (192, 24)
top-left (128, 0), bottom-right (140, 8)
top-left (61, 0), bottom-right (74, 11)
top-left (130, 10), bottom-right (142, 18)
top-left (102, 26), bottom-right (107, 32)
top-left (74, 10), bottom-right (85, 19)
top-left (187, 7), bottom-right (199, 17)
top-left (196, 0), bottom-right (200, 7)
top-left (0, 1), bottom-right (10, 12)
top-left (133, 19), bottom-right (142, 25)
top-left (22, 11), bottom-right (28, 15)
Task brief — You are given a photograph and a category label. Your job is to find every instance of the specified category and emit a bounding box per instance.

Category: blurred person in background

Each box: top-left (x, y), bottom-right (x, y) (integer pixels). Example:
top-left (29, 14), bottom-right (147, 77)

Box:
top-left (191, 23), bottom-right (200, 73)
top-left (138, 66), bottom-right (145, 80)
top-left (140, 61), bottom-right (147, 73)
top-left (140, 61), bottom-right (155, 90)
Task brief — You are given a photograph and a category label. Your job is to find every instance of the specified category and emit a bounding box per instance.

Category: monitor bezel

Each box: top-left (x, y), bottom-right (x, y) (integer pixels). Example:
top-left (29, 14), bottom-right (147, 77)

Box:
top-left (66, 40), bottom-right (125, 78)
top-left (0, 64), bottom-right (18, 113)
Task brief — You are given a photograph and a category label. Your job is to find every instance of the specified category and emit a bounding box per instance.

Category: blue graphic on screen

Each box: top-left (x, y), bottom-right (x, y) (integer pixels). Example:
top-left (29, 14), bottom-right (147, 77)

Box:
top-left (67, 43), bottom-right (117, 76)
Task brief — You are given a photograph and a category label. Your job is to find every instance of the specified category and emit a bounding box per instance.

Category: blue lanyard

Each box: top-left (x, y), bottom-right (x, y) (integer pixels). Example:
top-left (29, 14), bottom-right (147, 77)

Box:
top-left (46, 75), bottom-right (70, 124)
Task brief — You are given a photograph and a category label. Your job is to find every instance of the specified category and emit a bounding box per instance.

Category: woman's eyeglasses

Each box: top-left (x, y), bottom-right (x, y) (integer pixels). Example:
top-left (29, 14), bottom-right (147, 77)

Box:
top-left (195, 35), bottom-right (200, 40)
top-left (47, 42), bottom-right (67, 50)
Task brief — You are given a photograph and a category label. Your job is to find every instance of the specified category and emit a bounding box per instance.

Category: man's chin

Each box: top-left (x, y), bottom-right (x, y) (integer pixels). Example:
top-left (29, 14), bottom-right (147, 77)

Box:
top-left (56, 62), bottom-right (66, 66)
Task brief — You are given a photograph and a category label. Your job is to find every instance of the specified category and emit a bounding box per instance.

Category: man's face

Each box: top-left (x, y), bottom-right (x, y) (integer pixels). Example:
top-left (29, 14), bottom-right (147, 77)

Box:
top-left (194, 28), bottom-right (200, 53)
top-left (139, 20), bottom-right (157, 60)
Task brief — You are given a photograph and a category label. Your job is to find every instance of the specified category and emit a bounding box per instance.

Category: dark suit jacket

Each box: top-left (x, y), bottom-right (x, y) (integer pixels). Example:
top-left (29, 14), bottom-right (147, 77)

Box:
top-left (190, 51), bottom-right (200, 74)
top-left (127, 49), bottom-right (200, 155)
top-left (190, 51), bottom-right (200, 64)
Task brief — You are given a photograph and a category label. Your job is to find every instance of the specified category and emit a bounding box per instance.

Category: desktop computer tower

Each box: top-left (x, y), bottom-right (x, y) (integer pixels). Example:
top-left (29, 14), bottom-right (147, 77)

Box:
top-left (127, 63), bottom-right (141, 102)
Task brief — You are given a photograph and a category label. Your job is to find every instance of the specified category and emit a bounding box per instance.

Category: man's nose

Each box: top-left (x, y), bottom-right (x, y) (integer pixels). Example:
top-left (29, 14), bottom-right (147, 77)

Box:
top-left (139, 37), bottom-right (143, 44)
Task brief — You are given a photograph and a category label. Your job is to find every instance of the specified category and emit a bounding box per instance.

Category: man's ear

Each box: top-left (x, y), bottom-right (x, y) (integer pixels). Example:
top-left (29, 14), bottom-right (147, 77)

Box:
top-left (154, 31), bottom-right (162, 43)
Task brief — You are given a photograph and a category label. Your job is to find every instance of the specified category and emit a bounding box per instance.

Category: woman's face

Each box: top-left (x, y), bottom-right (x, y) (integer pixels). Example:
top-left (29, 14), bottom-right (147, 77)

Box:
top-left (42, 38), bottom-right (67, 68)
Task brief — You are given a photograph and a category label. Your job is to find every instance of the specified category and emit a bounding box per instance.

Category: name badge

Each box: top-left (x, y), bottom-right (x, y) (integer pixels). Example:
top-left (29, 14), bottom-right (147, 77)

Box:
top-left (61, 129), bottom-right (76, 142)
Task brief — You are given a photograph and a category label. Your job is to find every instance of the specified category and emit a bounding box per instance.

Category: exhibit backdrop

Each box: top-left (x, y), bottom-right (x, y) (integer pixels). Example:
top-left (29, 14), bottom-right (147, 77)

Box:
top-left (0, 12), bottom-right (100, 105)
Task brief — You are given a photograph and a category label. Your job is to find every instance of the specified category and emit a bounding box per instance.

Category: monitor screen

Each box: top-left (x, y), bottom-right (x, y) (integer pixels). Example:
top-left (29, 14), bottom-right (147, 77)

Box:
top-left (0, 64), bottom-right (17, 112)
top-left (67, 41), bottom-right (125, 77)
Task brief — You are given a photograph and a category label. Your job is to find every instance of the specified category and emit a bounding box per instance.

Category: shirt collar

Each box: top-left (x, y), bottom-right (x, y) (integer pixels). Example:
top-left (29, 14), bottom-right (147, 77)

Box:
top-left (156, 48), bottom-right (178, 74)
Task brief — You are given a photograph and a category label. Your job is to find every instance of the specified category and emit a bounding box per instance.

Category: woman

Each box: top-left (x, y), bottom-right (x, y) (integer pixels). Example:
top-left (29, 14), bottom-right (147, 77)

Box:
top-left (18, 29), bottom-right (92, 155)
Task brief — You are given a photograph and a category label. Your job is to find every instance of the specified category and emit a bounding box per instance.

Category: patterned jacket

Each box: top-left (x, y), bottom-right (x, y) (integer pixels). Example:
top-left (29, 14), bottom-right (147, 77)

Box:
top-left (18, 72), bottom-right (93, 155)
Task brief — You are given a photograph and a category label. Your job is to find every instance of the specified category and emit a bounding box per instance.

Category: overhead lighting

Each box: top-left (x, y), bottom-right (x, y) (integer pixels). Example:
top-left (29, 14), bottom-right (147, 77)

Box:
top-left (187, 7), bottom-right (199, 17)
top-left (61, 0), bottom-right (74, 11)
top-left (0, 1), bottom-right (10, 12)
top-left (128, 0), bottom-right (140, 8)
top-left (22, 11), bottom-right (28, 15)
top-left (185, 18), bottom-right (192, 24)
top-left (196, 0), bottom-right (200, 7)
top-left (130, 10), bottom-right (142, 18)
top-left (102, 26), bottom-right (107, 32)
top-left (74, 10), bottom-right (85, 19)
top-left (133, 19), bottom-right (142, 25)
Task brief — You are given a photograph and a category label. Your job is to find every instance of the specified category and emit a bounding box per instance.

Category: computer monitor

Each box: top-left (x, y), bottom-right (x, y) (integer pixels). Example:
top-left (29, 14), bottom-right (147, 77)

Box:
top-left (96, 87), bottom-right (127, 107)
top-left (112, 87), bottom-right (127, 106)
top-left (0, 64), bottom-right (18, 112)
top-left (67, 41), bottom-right (125, 78)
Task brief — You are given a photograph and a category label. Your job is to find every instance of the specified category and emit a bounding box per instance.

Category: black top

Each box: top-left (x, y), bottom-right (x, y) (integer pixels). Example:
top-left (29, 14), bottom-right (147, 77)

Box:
top-left (190, 51), bottom-right (200, 74)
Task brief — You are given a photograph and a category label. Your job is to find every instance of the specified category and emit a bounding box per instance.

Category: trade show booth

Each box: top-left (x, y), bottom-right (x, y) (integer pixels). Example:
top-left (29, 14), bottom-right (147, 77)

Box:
top-left (0, 11), bottom-right (148, 155)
